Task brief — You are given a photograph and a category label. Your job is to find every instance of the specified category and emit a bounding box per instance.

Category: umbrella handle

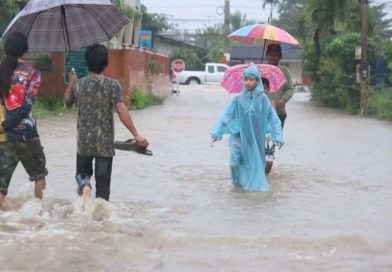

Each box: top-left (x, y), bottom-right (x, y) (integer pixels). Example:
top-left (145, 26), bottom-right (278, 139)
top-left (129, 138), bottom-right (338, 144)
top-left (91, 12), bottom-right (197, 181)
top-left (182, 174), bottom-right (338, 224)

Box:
top-left (261, 40), bottom-right (267, 63)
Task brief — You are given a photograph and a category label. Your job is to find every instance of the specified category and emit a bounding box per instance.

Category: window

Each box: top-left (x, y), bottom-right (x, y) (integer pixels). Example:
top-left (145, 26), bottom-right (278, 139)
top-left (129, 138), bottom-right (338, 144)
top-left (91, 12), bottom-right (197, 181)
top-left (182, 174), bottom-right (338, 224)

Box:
top-left (207, 65), bottom-right (215, 73)
top-left (217, 66), bottom-right (227, 73)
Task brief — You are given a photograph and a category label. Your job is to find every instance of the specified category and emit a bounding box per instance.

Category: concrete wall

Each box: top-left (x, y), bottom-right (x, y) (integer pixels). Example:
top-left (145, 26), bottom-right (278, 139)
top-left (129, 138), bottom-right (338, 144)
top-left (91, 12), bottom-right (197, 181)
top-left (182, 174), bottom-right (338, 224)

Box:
top-left (39, 49), bottom-right (171, 104)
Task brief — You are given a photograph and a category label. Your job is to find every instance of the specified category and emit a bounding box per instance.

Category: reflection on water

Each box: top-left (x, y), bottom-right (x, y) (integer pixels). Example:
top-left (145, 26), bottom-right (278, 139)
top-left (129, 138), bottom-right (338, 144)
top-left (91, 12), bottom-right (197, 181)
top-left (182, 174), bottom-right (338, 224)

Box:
top-left (1, 86), bottom-right (392, 271)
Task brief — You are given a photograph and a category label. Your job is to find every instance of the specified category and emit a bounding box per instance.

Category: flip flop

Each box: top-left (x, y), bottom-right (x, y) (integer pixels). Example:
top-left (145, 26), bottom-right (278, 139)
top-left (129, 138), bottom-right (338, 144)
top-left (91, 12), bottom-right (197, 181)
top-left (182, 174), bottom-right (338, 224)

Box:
top-left (114, 139), bottom-right (153, 156)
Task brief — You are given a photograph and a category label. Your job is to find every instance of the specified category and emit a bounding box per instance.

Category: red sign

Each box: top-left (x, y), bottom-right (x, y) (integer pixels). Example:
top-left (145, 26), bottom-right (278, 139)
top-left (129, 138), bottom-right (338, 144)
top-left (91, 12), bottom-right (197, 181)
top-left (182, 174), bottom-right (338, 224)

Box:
top-left (171, 59), bottom-right (185, 73)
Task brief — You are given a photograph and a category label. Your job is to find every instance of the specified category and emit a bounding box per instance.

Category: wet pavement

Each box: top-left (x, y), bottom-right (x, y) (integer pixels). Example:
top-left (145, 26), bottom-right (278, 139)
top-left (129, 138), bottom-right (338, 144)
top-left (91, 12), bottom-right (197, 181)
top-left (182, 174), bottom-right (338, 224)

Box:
top-left (1, 84), bottom-right (392, 271)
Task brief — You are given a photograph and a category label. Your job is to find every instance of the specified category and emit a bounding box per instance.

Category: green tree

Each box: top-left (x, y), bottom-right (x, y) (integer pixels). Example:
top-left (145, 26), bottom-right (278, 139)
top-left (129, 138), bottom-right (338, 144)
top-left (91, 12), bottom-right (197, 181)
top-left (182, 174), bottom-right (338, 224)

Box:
top-left (368, 3), bottom-right (392, 38)
top-left (262, 0), bottom-right (281, 21)
top-left (274, 0), bottom-right (306, 41)
top-left (230, 10), bottom-right (255, 31)
top-left (385, 41), bottom-right (392, 83)
top-left (303, 0), bottom-right (354, 80)
top-left (0, 0), bottom-right (28, 30)
top-left (194, 25), bottom-right (226, 62)
top-left (112, 2), bottom-right (171, 33)
top-left (112, 0), bottom-right (142, 20)
top-left (171, 47), bottom-right (204, 71)
top-left (208, 41), bottom-right (225, 63)
top-left (140, 4), bottom-right (172, 33)
top-left (194, 25), bottom-right (223, 50)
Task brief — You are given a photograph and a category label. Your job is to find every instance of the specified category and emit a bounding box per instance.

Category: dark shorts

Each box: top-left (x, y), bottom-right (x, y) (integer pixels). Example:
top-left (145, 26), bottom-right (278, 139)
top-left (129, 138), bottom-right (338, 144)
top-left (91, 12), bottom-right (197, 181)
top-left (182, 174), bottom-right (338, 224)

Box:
top-left (0, 138), bottom-right (48, 195)
top-left (76, 154), bottom-right (113, 201)
top-left (278, 113), bottom-right (287, 129)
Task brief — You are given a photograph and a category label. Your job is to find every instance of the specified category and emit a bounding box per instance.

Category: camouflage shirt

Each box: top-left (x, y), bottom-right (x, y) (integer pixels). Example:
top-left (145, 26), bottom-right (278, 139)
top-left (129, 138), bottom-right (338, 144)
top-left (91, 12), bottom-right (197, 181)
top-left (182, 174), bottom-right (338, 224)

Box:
top-left (266, 65), bottom-right (294, 115)
top-left (66, 75), bottom-right (123, 157)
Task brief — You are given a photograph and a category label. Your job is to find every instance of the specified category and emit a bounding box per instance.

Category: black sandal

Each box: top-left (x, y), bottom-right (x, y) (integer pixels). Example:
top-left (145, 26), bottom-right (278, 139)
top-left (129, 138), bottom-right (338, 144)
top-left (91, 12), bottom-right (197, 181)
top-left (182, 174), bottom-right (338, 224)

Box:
top-left (114, 139), bottom-right (153, 156)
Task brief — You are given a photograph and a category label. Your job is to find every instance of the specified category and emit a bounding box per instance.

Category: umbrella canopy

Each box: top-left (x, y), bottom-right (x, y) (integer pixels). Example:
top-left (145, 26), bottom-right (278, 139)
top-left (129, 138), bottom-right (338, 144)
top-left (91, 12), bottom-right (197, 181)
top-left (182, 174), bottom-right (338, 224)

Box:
top-left (220, 64), bottom-right (287, 94)
top-left (2, 0), bottom-right (129, 52)
top-left (228, 24), bottom-right (301, 49)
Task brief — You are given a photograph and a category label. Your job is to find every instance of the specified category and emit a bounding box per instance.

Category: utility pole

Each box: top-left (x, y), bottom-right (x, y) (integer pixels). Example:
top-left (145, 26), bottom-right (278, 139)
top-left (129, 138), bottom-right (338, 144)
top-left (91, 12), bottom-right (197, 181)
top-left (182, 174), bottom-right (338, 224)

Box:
top-left (224, 0), bottom-right (230, 53)
top-left (269, 0), bottom-right (273, 23)
top-left (360, 0), bottom-right (369, 115)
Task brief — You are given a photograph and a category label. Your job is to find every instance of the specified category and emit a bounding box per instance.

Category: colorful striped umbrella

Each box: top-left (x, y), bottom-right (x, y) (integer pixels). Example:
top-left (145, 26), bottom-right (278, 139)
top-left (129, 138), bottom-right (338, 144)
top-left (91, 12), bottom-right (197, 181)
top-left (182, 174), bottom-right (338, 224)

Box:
top-left (228, 24), bottom-right (301, 49)
top-left (220, 64), bottom-right (287, 94)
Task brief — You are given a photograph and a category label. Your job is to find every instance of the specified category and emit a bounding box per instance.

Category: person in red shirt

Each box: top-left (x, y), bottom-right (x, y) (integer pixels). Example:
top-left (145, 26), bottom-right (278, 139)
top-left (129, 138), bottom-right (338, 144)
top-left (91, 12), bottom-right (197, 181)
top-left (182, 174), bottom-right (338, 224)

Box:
top-left (0, 32), bottom-right (47, 208)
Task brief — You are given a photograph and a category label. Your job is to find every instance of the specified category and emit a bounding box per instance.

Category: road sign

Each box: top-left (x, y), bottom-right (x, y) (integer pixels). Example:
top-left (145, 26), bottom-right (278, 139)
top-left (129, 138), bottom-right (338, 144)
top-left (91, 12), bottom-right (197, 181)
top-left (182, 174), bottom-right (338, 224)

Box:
top-left (171, 59), bottom-right (185, 73)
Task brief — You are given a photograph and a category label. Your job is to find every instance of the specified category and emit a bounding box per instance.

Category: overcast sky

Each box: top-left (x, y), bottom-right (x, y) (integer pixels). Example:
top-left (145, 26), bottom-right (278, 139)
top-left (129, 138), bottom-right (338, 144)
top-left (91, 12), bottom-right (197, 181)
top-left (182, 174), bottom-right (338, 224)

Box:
top-left (141, 0), bottom-right (392, 32)
top-left (141, 0), bottom-right (272, 32)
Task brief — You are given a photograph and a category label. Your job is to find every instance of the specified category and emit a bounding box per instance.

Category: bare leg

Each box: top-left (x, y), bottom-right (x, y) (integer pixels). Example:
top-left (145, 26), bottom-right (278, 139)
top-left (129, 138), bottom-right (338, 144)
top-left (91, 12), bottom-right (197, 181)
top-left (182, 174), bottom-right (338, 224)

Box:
top-left (265, 161), bottom-right (273, 175)
top-left (0, 193), bottom-right (5, 209)
top-left (82, 185), bottom-right (91, 211)
top-left (34, 178), bottom-right (46, 199)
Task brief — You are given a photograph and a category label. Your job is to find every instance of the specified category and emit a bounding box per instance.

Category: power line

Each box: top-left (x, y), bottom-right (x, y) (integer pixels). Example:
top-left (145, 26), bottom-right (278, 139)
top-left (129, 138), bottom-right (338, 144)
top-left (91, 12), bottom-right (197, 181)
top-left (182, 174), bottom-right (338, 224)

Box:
top-left (146, 5), bottom-right (261, 9)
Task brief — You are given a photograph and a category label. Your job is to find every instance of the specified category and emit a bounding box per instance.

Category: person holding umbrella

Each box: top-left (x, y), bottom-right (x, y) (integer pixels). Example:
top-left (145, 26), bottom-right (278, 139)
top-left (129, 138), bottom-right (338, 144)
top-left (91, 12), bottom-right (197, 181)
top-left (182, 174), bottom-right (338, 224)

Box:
top-left (211, 65), bottom-right (284, 192)
top-left (228, 24), bottom-right (298, 130)
top-left (265, 44), bottom-right (294, 129)
top-left (264, 44), bottom-right (294, 174)
top-left (0, 32), bottom-right (48, 208)
top-left (64, 44), bottom-right (148, 204)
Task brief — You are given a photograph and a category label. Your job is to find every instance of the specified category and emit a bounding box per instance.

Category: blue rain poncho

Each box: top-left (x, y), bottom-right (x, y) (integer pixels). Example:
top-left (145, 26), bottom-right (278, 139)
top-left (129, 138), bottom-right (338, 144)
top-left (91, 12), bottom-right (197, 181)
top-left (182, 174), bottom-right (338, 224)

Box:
top-left (211, 66), bottom-right (284, 191)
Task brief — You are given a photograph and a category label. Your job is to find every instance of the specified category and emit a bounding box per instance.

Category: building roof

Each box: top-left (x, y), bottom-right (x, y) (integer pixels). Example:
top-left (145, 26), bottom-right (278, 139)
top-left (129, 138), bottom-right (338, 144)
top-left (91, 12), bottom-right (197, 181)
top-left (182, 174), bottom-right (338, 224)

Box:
top-left (156, 34), bottom-right (208, 55)
top-left (230, 45), bottom-right (302, 63)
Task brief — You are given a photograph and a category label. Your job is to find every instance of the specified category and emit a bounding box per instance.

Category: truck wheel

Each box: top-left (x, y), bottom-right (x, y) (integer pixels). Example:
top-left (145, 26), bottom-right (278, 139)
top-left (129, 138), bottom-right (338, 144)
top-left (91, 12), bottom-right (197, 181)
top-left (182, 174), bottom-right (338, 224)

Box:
top-left (186, 77), bottom-right (201, 85)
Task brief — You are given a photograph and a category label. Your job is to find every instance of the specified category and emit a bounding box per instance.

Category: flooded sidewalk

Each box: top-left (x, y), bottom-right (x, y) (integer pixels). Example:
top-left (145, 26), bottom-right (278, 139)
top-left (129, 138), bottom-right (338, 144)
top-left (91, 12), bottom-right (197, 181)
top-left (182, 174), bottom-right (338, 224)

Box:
top-left (1, 85), bottom-right (392, 271)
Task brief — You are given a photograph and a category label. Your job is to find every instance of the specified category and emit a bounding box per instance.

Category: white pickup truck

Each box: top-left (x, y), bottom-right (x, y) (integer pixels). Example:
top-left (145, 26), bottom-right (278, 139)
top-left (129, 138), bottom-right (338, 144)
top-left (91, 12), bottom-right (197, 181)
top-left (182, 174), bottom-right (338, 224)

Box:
top-left (172, 63), bottom-right (228, 85)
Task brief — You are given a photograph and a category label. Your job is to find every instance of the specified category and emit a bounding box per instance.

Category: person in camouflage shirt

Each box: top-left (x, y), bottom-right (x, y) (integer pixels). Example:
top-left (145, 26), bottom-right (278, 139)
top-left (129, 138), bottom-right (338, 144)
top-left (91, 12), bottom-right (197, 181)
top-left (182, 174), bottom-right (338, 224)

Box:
top-left (0, 33), bottom-right (47, 208)
top-left (64, 44), bottom-right (148, 201)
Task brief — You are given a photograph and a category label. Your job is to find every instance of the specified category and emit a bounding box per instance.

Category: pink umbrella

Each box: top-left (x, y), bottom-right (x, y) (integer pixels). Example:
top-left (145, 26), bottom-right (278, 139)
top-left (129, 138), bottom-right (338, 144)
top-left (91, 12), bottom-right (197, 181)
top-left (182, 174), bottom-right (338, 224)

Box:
top-left (220, 64), bottom-right (286, 94)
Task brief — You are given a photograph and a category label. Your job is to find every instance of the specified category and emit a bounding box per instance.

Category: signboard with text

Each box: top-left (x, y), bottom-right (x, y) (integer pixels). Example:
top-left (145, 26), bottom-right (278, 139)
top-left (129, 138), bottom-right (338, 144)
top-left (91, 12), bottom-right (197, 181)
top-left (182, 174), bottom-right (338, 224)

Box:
top-left (139, 30), bottom-right (153, 48)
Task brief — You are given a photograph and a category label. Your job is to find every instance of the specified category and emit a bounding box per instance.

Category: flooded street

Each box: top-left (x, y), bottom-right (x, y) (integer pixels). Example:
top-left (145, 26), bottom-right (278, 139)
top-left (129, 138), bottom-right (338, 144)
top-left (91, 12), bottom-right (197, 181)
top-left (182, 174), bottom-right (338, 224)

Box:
top-left (1, 85), bottom-right (392, 271)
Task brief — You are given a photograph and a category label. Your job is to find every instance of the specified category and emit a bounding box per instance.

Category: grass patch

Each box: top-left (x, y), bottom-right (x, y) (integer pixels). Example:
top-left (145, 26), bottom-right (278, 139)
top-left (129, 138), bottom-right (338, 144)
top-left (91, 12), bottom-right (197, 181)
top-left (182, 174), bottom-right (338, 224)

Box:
top-left (32, 96), bottom-right (74, 118)
top-left (367, 88), bottom-right (392, 121)
top-left (130, 86), bottom-right (164, 110)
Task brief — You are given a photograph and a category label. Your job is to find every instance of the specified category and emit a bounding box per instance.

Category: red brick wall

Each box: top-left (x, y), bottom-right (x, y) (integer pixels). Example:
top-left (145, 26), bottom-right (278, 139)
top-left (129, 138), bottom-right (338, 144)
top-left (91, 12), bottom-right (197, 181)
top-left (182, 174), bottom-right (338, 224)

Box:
top-left (39, 49), bottom-right (171, 103)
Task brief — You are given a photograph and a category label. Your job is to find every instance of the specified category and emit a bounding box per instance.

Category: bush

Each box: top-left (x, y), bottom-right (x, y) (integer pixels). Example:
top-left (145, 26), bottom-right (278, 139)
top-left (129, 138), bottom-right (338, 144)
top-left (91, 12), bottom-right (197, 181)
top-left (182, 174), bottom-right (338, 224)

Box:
top-left (32, 96), bottom-right (72, 118)
top-left (367, 88), bottom-right (392, 120)
top-left (145, 60), bottom-right (163, 75)
top-left (33, 55), bottom-right (52, 71)
top-left (171, 47), bottom-right (204, 71)
top-left (130, 86), bottom-right (164, 110)
top-left (309, 32), bottom-right (375, 114)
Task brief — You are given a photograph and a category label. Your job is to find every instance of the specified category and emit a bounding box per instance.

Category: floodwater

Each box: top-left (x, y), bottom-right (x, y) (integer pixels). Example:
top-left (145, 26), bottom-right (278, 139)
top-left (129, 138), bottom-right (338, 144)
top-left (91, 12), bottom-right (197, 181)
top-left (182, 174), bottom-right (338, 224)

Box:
top-left (1, 85), bottom-right (392, 271)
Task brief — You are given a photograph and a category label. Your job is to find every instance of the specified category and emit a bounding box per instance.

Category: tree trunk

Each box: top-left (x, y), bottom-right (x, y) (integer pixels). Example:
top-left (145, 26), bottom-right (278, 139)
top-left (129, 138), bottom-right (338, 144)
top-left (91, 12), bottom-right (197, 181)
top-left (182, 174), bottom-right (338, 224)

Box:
top-left (313, 26), bottom-right (321, 81)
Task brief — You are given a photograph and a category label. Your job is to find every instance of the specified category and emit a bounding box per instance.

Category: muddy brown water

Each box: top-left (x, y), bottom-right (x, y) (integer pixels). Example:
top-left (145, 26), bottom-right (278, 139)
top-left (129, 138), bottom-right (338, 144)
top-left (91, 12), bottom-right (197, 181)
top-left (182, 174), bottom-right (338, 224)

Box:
top-left (1, 85), bottom-right (392, 271)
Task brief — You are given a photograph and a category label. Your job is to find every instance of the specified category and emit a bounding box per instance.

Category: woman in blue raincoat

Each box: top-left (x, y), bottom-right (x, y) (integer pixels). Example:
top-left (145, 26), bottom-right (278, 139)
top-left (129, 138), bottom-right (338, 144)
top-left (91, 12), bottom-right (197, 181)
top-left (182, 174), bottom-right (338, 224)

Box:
top-left (211, 66), bottom-right (284, 191)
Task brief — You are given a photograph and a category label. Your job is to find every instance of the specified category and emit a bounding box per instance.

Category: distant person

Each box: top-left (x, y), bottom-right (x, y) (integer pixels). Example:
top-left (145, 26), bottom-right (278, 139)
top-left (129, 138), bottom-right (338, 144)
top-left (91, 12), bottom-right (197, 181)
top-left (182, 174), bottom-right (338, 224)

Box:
top-left (64, 44), bottom-right (148, 204)
top-left (210, 66), bottom-right (283, 191)
top-left (0, 32), bottom-right (47, 208)
top-left (266, 44), bottom-right (294, 129)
